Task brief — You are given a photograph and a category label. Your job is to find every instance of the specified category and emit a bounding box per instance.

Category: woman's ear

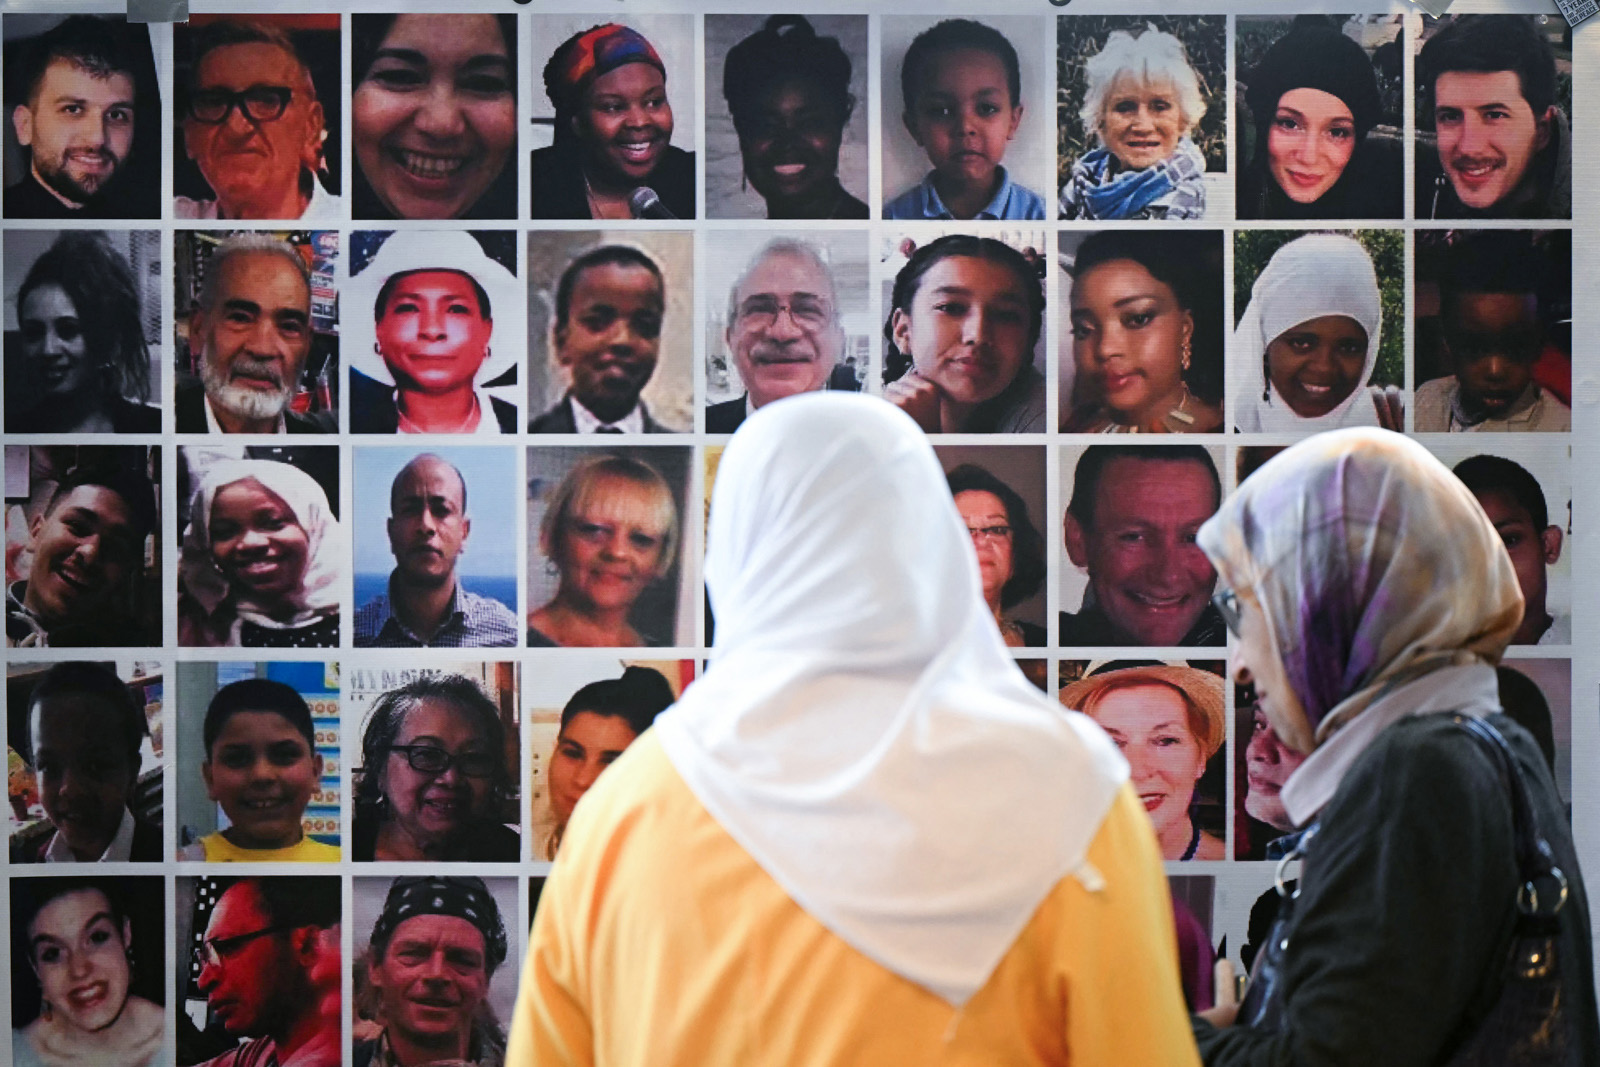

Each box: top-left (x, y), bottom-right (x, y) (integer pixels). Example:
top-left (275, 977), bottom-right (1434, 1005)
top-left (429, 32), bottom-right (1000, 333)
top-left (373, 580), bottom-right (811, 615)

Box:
top-left (890, 307), bottom-right (913, 357)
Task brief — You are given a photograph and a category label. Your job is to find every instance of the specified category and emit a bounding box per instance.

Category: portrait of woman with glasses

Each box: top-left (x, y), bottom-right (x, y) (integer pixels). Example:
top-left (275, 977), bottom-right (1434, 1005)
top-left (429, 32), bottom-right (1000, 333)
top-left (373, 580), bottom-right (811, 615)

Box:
top-left (351, 673), bottom-right (519, 862)
top-left (943, 463), bottom-right (1047, 647)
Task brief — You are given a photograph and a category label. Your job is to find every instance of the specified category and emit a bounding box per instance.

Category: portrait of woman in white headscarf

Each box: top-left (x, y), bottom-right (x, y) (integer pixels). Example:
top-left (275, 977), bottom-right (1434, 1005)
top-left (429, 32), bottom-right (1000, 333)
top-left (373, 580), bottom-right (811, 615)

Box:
top-left (1193, 429), bottom-right (1598, 1062)
top-left (1232, 232), bottom-right (1403, 433)
top-left (178, 457), bottom-right (342, 648)
top-left (510, 393), bottom-right (1198, 1064)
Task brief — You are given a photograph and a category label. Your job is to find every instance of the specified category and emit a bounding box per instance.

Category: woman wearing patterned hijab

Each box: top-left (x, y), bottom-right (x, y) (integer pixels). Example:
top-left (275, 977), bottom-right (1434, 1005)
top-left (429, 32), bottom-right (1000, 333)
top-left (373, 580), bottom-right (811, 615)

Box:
top-left (1193, 428), bottom-right (1598, 1061)
top-left (531, 23), bottom-right (696, 219)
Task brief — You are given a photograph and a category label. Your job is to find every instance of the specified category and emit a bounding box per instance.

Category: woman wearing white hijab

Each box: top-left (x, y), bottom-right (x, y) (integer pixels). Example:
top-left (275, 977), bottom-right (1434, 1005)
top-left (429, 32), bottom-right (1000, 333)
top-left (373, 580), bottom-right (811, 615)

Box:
top-left (1232, 233), bottom-right (1402, 433)
top-left (509, 393), bottom-right (1198, 1065)
top-left (178, 459), bottom-right (342, 647)
top-left (1194, 429), bottom-right (1597, 1062)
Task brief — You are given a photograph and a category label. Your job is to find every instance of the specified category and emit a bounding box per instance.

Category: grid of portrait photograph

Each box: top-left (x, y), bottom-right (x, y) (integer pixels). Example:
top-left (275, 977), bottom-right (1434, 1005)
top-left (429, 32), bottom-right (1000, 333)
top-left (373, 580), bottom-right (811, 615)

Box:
top-left (0, 5), bottom-right (1583, 1060)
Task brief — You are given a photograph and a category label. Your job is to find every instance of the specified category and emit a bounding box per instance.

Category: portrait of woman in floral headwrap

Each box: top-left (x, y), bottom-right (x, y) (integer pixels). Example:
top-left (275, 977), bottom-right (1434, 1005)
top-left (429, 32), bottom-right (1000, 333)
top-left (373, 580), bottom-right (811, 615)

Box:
top-left (531, 22), bottom-right (697, 219)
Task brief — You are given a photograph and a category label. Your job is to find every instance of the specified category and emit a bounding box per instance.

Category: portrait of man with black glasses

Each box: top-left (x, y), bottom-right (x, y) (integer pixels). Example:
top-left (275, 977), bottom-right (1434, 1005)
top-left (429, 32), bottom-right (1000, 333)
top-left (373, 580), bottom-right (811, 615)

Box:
top-left (175, 15), bottom-right (341, 221)
top-left (352, 671), bottom-right (521, 862)
top-left (179, 875), bottom-right (341, 1067)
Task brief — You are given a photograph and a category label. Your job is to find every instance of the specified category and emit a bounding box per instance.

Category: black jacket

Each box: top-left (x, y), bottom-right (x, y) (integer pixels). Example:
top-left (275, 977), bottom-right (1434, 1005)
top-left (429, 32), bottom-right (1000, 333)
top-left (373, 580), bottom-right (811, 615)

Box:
top-left (530, 142), bottom-right (696, 220)
top-left (1194, 712), bottom-right (1599, 1064)
top-left (351, 811), bottom-right (521, 862)
top-left (10, 813), bottom-right (163, 863)
top-left (348, 370), bottom-right (517, 433)
top-left (3, 168), bottom-right (155, 219)
top-left (1415, 107), bottom-right (1572, 220)
top-left (7, 395), bottom-right (160, 434)
top-left (706, 395), bottom-right (747, 434)
top-left (1238, 134), bottom-right (1403, 220)
top-left (175, 379), bottom-right (333, 434)
top-left (528, 395), bottom-right (675, 434)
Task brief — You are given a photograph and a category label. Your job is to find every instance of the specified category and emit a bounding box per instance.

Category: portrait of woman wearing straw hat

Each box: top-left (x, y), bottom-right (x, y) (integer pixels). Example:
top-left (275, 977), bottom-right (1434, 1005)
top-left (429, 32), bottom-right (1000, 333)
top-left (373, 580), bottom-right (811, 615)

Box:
top-left (1061, 661), bottom-right (1226, 861)
top-left (346, 230), bottom-right (523, 434)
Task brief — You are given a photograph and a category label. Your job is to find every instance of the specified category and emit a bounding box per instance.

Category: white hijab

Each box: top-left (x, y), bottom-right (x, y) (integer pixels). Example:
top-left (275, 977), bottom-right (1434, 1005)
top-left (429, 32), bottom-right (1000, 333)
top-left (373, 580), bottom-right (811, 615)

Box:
top-left (1233, 233), bottom-right (1382, 433)
top-left (655, 393), bottom-right (1127, 1007)
top-left (179, 459), bottom-right (342, 632)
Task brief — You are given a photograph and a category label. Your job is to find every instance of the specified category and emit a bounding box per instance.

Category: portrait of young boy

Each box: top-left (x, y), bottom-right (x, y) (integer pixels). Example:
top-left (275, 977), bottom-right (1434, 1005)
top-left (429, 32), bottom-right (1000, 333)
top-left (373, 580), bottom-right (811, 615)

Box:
top-left (179, 673), bottom-right (339, 862)
top-left (884, 18), bottom-right (1048, 221)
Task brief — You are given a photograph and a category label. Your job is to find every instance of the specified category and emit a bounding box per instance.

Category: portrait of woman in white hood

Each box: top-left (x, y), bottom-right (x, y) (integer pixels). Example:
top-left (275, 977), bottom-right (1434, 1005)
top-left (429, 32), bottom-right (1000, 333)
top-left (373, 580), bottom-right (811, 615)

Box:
top-left (1232, 232), bottom-right (1402, 433)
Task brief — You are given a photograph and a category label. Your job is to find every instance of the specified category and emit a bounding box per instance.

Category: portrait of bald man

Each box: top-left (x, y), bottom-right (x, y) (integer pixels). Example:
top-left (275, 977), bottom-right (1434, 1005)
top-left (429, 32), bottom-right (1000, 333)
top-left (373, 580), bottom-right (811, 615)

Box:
top-left (354, 449), bottom-right (519, 648)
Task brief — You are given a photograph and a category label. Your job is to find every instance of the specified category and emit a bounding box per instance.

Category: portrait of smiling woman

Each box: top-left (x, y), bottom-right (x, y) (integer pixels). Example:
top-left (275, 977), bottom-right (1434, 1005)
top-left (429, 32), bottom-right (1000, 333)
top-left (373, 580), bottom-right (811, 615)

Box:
top-left (1236, 16), bottom-right (1402, 219)
top-left (709, 14), bottom-right (869, 219)
top-left (10, 876), bottom-right (168, 1067)
top-left (1232, 230), bottom-right (1404, 433)
top-left (527, 450), bottom-right (688, 648)
top-left (532, 18), bottom-right (697, 220)
top-left (1061, 662), bottom-right (1226, 861)
top-left (352, 671), bottom-right (520, 863)
top-left (1063, 229), bottom-right (1223, 433)
top-left (351, 14), bottom-right (517, 221)
top-left (346, 230), bottom-right (521, 434)
top-left (178, 454), bottom-right (341, 648)
top-left (1057, 17), bottom-right (1226, 221)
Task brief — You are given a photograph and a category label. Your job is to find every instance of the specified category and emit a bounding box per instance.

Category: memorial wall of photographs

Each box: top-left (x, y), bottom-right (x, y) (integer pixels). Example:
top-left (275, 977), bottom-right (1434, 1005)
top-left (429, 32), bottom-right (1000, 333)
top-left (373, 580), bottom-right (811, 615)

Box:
top-left (0, 3), bottom-right (1589, 1061)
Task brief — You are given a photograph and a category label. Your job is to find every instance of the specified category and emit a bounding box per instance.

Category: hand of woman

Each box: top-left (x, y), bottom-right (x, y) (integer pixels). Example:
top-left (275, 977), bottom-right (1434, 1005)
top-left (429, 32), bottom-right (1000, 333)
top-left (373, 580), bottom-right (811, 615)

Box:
top-left (1197, 957), bottom-right (1241, 1028)
top-left (883, 369), bottom-right (943, 433)
top-left (1369, 385), bottom-right (1404, 432)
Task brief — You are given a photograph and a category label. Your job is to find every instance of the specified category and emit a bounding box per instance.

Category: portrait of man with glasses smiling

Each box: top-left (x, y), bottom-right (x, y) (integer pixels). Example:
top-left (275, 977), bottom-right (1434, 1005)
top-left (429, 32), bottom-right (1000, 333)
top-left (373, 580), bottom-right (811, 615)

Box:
top-left (351, 672), bottom-right (522, 863)
top-left (175, 16), bottom-right (341, 221)
top-left (180, 875), bottom-right (341, 1067)
top-left (707, 237), bottom-right (851, 433)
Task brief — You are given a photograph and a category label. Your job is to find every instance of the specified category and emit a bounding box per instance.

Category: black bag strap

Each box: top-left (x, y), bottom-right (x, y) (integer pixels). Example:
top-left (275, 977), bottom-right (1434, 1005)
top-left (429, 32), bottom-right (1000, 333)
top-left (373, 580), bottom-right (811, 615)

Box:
top-left (1452, 714), bottom-right (1568, 919)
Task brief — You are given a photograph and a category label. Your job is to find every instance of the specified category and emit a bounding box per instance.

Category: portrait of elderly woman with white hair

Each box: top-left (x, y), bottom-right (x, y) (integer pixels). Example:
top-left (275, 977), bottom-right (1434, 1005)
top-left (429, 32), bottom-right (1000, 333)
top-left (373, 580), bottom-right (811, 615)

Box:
top-left (1060, 23), bottom-right (1213, 221)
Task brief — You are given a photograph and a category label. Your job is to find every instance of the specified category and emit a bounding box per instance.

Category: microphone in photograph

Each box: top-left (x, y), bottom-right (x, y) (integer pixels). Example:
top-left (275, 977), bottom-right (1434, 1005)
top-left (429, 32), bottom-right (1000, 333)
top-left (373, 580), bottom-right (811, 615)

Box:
top-left (629, 187), bottom-right (677, 220)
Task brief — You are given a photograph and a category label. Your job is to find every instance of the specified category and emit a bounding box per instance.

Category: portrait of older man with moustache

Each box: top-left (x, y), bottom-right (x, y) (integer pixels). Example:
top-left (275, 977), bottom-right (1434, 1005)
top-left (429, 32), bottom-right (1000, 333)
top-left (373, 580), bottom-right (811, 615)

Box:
top-left (177, 234), bottom-right (334, 434)
top-left (707, 238), bottom-right (848, 434)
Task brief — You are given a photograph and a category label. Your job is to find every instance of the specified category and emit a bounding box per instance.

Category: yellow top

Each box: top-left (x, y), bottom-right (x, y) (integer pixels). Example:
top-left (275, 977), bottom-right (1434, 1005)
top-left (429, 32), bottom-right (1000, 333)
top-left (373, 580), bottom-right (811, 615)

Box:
top-left (198, 832), bottom-right (340, 863)
top-left (508, 733), bottom-right (1200, 1067)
